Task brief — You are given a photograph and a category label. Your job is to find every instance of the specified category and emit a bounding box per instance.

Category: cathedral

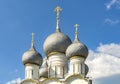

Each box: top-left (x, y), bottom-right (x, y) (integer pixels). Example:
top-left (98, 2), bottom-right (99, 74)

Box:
top-left (21, 6), bottom-right (92, 84)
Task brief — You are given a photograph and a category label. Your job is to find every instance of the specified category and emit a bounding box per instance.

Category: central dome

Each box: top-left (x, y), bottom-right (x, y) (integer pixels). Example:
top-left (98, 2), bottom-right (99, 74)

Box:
top-left (43, 6), bottom-right (72, 56)
top-left (43, 31), bottom-right (72, 56)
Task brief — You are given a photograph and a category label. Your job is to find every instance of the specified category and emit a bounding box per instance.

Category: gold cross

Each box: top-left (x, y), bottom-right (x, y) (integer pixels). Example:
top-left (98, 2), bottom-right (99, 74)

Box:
top-left (74, 24), bottom-right (80, 39)
top-left (54, 6), bottom-right (62, 30)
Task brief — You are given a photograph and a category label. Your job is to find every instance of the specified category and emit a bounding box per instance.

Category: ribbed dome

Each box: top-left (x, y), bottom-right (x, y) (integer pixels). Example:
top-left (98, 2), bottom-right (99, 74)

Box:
top-left (22, 47), bottom-right (43, 66)
top-left (66, 24), bottom-right (88, 59)
top-left (43, 31), bottom-right (72, 56)
top-left (22, 33), bottom-right (43, 66)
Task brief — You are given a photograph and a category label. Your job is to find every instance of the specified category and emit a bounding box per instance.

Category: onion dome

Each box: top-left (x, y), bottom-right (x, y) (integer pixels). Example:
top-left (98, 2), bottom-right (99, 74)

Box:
top-left (66, 24), bottom-right (88, 59)
top-left (22, 33), bottom-right (43, 66)
top-left (85, 64), bottom-right (89, 75)
top-left (43, 6), bottom-right (72, 56)
top-left (39, 57), bottom-right (48, 78)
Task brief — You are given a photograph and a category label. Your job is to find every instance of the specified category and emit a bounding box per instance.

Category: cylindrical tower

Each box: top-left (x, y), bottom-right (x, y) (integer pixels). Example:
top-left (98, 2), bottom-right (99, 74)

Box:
top-left (66, 24), bottom-right (89, 77)
top-left (43, 6), bottom-right (72, 79)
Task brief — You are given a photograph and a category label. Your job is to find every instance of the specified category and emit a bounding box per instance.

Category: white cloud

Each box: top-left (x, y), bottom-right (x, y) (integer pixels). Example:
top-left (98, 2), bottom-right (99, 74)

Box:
top-left (6, 78), bottom-right (22, 84)
top-left (86, 43), bottom-right (120, 79)
top-left (105, 0), bottom-right (120, 10)
top-left (104, 18), bottom-right (120, 25)
top-left (6, 43), bottom-right (120, 83)
top-left (97, 43), bottom-right (120, 58)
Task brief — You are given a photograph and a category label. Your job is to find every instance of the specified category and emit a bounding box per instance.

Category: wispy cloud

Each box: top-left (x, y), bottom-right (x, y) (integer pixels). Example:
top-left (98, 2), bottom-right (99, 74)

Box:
top-left (106, 0), bottom-right (117, 10)
top-left (9, 69), bottom-right (18, 74)
top-left (86, 43), bottom-right (120, 79)
top-left (104, 18), bottom-right (120, 25)
top-left (6, 78), bottom-right (22, 84)
top-left (105, 0), bottom-right (120, 10)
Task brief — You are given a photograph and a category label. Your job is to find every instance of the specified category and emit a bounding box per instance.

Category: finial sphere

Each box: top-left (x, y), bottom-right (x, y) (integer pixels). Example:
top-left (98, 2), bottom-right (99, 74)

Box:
top-left (54, 6), bottom-right (62, 13)
top-left (31, 32), bottom-right (35, 37)
top-left (74, 24), bottom-right (80, 28)
top-left (31, 32), bottom-right (35, 41)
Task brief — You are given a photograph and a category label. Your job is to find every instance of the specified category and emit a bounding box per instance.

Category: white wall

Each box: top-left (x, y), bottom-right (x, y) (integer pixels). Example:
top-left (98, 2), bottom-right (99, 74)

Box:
top-left (25, 64), bottom-right (39, 79)
top-left (69, 57), bottom-right (86, 76)
top-left (48, 53), bottom-right (68, 78)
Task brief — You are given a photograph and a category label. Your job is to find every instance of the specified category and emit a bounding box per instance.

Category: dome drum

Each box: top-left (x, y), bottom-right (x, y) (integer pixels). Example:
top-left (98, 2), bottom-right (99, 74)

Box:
top-left (48, 53), bottom-right (68, 66)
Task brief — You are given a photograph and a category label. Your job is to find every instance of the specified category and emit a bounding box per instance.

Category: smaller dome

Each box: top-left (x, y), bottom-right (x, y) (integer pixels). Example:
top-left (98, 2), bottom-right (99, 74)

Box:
top-left (66, 24), bottom-right (88, 59)
top-left (39, 57), bottom-right (48, 78)
top-left (85, 64), bottom-right (89, 75)
top-left (40, 67), bottom-right (48, 78)
top-left (22, 33), bottom-right (43, 66)
top-left (22, 47), bottom-right (43, 66)
top-left (43, 31), bottom-right (72, 56)
top-left (66, 39), bottom-right (88, 59)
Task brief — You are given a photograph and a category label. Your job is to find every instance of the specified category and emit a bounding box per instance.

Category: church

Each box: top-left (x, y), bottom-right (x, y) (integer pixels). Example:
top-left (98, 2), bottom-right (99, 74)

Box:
top-left (20, 6), bottom-right (92, 84)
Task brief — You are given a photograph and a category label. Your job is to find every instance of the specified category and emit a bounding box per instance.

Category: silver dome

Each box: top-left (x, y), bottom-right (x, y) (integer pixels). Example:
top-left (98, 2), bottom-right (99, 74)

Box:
top-left (66, 39), bottom-right (88, 59)
top-left (43, 31), bottom-right (72, 56)
top-left (43, 6), bottom-right (72, 56)
top-left (22, 33), bottom-right (43, 66)
top-left (40, 67), bottom-right (48, 78)
top-left (39, 57), bottom-right (48, 78)
top-left (22, 47), bottom-right (43, 66)
top-left (66, 25), bottom-right (88, 59)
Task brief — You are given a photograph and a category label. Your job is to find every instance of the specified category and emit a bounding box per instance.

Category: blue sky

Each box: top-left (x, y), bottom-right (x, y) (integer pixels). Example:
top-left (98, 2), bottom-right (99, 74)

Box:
top-left (0, 0), bottom-right (120, 84)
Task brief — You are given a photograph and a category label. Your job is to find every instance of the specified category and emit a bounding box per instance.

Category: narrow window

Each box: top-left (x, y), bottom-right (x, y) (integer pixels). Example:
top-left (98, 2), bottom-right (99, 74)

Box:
top-left (63, 66), bottom-right (64, 78)
top-left (73, 64), bottom-right (75, 74)
top-left (81, 64), bottom-right (82, 74)
top-left (55, 66), bottom-right (56, 77)
top-left (78, 63), bottom-right (79, 73)
top-left (32, 70), bottom-right (33, 76)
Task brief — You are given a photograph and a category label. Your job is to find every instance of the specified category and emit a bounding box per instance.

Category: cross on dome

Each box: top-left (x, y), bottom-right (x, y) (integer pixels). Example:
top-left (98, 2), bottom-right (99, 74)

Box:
top-left (74, 24), bottom-right (80, 39)
top-left (54, 6), bottom-right (62, 13)
top-left (31, 32), bottom-right (35, 48)
top-left (54, 6), bottom-right (62, 31)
